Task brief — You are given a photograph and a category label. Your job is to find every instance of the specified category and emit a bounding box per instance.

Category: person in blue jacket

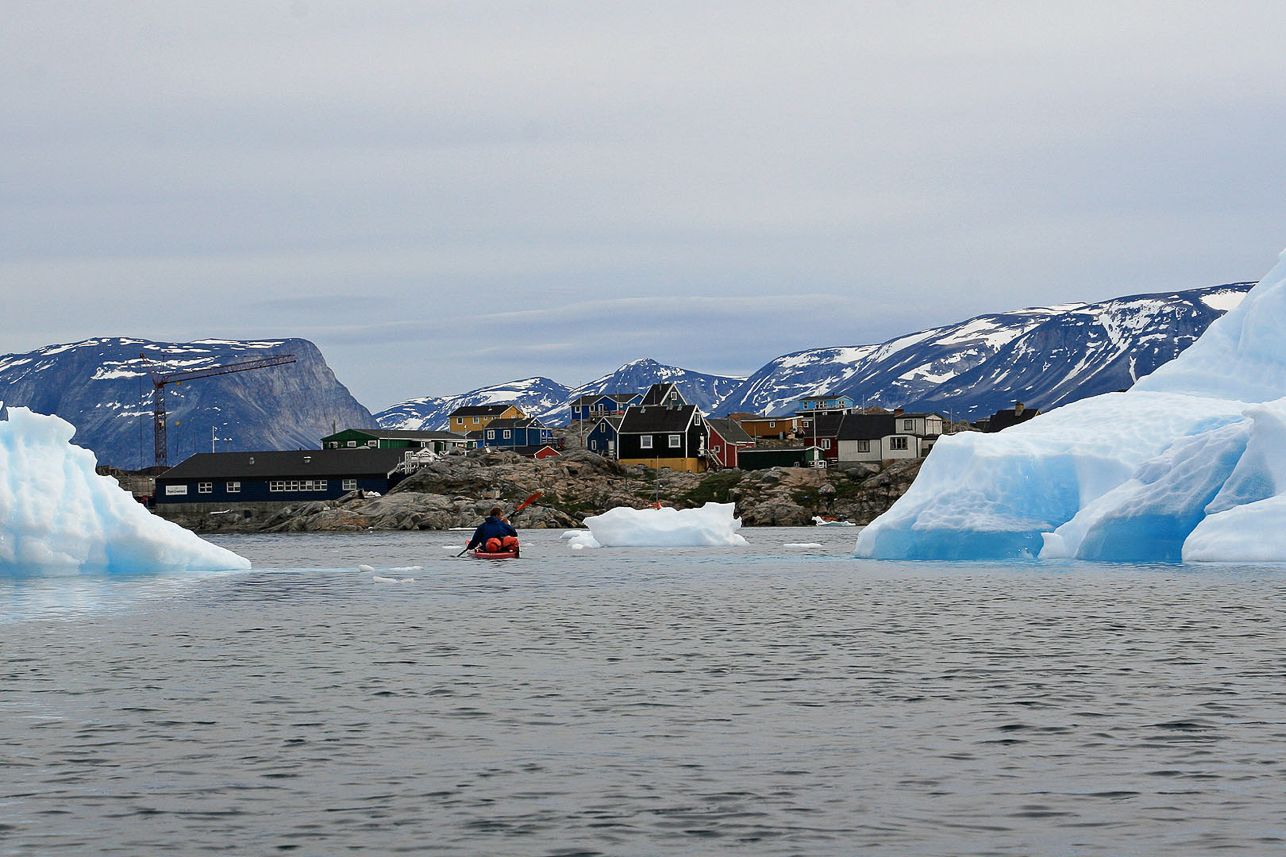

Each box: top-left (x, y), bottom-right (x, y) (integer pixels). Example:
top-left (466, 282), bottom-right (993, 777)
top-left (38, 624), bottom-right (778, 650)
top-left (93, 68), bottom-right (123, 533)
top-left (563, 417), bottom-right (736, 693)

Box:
top-left (467, 507), bottom-right (519, 553)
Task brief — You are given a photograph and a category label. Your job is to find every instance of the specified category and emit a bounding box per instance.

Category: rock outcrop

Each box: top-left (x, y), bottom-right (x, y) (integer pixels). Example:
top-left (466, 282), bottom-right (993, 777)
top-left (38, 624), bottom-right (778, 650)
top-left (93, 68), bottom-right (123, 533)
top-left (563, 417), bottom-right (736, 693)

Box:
top-left (157, 448), bottom-right (925, 533)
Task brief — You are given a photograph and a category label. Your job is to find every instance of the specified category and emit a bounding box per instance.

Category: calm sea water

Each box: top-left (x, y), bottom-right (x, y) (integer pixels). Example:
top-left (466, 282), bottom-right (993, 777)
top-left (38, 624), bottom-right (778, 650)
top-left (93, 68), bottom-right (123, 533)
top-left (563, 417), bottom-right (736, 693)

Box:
top-left (3, 527), bottom-right (1286, 856)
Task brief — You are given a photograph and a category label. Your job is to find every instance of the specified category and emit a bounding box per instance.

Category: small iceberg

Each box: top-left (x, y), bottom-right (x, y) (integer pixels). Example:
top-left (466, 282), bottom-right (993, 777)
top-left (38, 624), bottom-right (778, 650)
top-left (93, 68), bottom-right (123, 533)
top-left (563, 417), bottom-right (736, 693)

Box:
top-left (567, 502), bottom-right (749, 548)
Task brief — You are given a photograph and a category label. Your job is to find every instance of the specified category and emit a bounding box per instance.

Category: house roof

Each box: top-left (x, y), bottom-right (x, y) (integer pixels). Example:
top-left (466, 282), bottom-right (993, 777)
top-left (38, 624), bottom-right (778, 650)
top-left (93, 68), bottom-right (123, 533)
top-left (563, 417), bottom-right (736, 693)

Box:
top-left (158, 448), bottom-right (407, 481)
top-left (705, 417), bottom-right (753, 444)
top-left (640, 382), bottom-right (685, 407)
top-left (987, 406), bottom-right (1040, 432)
top-left (835, 413), bottom-right (899, 441)
top-left (572, 392), bottom-right (640, 406)
top-left (327, 428), bottom-right (469, 441)
top-left (797, 412), bottom-right (846, 437)
top-left (590, 415), bottom-right (624, 431)
top-left (483, 416), bottom-right (547, 431)
top-left (619, 403), bottom-right (699, 433)
top-left (449, 404), bottom-right (516, 418)
top-left (511, 444), bottom-right (560, 457)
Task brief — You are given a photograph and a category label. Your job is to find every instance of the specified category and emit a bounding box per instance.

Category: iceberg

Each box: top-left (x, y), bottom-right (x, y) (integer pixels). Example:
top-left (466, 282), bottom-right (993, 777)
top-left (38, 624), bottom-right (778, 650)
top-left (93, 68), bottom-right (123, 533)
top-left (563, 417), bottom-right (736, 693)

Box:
top-left (0, 405), bottom-right (251, 574)
top-left (568, 502), bottom-right (749, 548)
top-left (855, 247), bottom-right (1286, 563)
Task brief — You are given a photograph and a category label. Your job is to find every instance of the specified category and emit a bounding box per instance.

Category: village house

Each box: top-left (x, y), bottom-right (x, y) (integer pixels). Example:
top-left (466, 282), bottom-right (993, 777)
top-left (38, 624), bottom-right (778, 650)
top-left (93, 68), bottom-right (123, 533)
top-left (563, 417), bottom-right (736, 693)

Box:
top-left (704, 417), bottom-right (755, 469)
top-left (834, 411), bottom-right (944, 465)
top-left (980, 402), bottom-right (1040, 432)
top-left (737, 446), bottom-right (826, 470)
top-left (795, 394), bottom-right (857, 416)
top-left (730, 413), bottom-right (802, 440)
top-left (569, 392), bottom-right (643, 423)
top-left (795, 411), bottom-right (847, 464)
top-left (585, 415), bottom-right (623, 459)
top-left (480, 416), bottom-right (555, 449)
top-left (155, 448), bottom-right (408, 505)
top-left (617, 383), bottom-right (708, 472)
top-left (448, 404), bottom-right (523, 434)
top-left (321, 427), bottom-right (474, 454)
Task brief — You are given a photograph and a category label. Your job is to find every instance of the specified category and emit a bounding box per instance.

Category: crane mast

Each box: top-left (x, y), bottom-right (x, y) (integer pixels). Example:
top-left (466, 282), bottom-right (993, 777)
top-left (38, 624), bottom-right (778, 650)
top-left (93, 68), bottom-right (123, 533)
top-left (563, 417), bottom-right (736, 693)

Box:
top-left (141, 352), bottom-right (297, 467)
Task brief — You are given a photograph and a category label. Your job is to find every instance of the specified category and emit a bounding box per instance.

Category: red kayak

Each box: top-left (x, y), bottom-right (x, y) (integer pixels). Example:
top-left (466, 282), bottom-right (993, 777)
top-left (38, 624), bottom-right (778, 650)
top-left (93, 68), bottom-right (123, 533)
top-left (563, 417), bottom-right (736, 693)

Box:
top-left (472, 547), bottom-right (519, 559)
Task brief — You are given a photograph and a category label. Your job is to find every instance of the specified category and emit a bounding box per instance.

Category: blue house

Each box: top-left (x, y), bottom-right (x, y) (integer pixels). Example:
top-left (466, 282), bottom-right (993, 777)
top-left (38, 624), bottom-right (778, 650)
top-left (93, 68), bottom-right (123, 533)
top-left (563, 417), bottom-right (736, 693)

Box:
top-left (481, 417), bottom-right (554, 448)
top-left (570, 392), bottom-right (643, 423)
top-left (795, 395), bottom-right (856, 416)
top-left (585, 416), bottom-right (623, 459)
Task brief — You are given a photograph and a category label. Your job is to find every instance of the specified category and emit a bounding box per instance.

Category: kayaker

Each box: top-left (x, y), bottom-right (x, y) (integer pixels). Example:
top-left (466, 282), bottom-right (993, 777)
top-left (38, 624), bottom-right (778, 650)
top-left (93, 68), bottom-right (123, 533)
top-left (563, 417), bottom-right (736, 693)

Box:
top-left (467, 506), bottom-right (519, 553)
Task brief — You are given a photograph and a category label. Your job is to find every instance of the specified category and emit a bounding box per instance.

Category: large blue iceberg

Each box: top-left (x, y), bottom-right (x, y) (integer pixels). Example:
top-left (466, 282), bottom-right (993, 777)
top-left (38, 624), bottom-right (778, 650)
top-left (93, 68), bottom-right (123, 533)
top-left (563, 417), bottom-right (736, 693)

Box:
top-left (0, 405), bottom-right (251, 574)
top-left (856, 247), bottom-right (1286, 563)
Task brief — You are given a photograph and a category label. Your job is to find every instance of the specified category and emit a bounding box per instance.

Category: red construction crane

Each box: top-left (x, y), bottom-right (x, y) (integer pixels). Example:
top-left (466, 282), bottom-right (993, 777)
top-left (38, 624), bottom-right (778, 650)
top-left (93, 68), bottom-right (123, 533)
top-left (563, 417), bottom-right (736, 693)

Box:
top-left (140, 351), bottom-right (297, 467)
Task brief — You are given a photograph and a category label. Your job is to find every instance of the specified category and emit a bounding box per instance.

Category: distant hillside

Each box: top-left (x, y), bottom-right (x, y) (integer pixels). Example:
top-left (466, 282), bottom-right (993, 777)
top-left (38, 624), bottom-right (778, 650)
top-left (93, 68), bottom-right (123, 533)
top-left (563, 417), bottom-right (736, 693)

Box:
top-left (0, 337), bottom-right (375, 469)
top-left (375, 359), bottom-right (745, 430)
top-left (376, 377), bottom-right (572, 431)
top-left (714, 282), bottom-right (1255, 420)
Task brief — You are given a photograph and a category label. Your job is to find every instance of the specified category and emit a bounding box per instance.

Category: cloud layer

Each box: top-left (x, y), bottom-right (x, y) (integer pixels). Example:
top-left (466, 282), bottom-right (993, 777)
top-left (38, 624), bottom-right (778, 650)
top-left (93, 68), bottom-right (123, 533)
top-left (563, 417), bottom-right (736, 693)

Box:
top-left (3, 2), bottom-right (1285, 408)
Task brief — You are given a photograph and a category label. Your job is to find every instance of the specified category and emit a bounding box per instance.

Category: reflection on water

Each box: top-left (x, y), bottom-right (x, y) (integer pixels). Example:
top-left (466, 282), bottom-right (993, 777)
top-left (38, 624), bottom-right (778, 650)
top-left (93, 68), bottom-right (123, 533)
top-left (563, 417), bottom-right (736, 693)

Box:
top-left (2, 528), bottom-right (1286, 855)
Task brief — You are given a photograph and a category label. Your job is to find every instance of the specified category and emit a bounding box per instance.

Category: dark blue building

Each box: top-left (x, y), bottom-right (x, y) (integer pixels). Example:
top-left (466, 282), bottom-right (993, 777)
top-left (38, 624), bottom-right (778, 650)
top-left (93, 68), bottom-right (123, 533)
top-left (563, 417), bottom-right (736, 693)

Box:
top-left (480, 417), bottom-right (554, 448)
top-left (154, 448), bottom-right (408, 504)
top-left (570, 392), bottom-right (642, 423)
top-left (585, 415), bottom-right (623, 458)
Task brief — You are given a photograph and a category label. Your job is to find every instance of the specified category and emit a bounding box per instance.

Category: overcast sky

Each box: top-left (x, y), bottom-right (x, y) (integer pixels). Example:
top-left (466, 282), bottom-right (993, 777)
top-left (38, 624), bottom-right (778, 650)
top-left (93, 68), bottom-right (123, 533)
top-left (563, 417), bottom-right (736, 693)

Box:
top-left (3, 1), bottom-right (1284, 410)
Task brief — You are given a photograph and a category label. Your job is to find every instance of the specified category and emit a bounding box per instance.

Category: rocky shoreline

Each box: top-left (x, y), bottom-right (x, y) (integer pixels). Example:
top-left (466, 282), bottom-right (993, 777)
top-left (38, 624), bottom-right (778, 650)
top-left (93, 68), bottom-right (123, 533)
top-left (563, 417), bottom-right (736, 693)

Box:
top-left (154, 448), bottom-right (922, 534)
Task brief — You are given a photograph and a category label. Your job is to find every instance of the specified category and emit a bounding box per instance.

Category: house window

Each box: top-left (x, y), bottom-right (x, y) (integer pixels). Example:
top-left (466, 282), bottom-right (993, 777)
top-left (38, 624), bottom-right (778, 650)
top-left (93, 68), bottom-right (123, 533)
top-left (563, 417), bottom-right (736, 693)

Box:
top-left (342, 479), bottom-right (357, 491)
top-left (822, 439), bottom-right (831, 449)
top-left (856, 440), bottom-right (870, 452)
top-left (487, 430), bottom-right (495, 439)
top-left (472, 417), bottom-right (480, 424)
top-left (503, 430), bottom-right (511, 439)
top-left (226, 481), bottom-right (240, 493)
top-left (890, 436), bottom-right (909, 451)
top-left (669, 434), bottom-right (682, 448)
top-left (768, 421), bottom-right (776, 428)
top-left (269, 479), bottom-right (328, 492)
top-left (589, 440), bottom-right (597, 450)
top-left (367, 440), bottom-right (377, 447)
top-left (198, 482), bottom-right (212, 494)
top-left (641, 436), bottom-right (653, 449)
top-left (347, 440), bottom-right (356, 447)
top-left (903, 419), bottom-right (915, 431)
top-left (712, 445), bottom-right (721, 454)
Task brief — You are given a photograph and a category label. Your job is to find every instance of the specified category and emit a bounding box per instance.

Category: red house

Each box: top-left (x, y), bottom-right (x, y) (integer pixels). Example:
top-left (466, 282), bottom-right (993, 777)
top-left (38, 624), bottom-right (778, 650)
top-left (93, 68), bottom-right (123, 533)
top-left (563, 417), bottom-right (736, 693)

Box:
top-left (704, 418), bottom-right (755, 469)
top-left (796, 411), bottom-right (845, 464)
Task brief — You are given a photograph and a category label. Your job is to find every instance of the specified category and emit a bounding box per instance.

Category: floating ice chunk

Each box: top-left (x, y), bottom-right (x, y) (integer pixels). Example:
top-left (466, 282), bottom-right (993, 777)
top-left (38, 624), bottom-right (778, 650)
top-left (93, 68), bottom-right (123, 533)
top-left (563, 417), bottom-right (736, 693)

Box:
top-left (372, 574), bottom-right (414, 584)
top-left (0, 405), bottom-right (250, 574)
top-left (358, 564), bottom-right (375, 573)
top-left (856, 246), bottom-right (1286, 563)
top-left (785, 543), bottom-right (824, 548)
top-left (569, 502), bottom-right (748, 548)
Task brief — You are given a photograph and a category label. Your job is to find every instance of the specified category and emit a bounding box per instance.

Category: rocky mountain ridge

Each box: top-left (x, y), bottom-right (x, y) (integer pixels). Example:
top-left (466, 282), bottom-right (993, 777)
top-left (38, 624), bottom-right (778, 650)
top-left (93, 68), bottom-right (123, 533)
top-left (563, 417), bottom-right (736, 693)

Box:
top-left (377, 282), bottom-right (1254, 427)
top-left (0, 337), bottom-right (375, 469)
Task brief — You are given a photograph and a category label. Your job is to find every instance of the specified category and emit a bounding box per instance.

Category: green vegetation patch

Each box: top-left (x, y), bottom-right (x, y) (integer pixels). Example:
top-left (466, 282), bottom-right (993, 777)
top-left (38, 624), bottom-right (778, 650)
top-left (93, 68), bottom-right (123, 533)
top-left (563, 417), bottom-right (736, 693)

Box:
top-left (683, 471), bottom-right (745, 506)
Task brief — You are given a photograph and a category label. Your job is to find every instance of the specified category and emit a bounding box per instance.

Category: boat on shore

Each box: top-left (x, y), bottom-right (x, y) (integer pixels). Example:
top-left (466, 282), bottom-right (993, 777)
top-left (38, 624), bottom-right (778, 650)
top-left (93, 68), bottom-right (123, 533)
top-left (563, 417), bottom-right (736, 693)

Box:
top-left (813, 516), bottom-right (856, 527)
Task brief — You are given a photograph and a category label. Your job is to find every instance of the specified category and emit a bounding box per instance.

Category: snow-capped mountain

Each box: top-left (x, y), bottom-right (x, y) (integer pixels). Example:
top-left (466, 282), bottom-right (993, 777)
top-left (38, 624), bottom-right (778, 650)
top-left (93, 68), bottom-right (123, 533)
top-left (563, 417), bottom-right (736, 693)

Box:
top-left (375, 359), bottom-right (746, 430)
top-left (376, 377), bottom-right (572, 431)
top-left (0, 337), bottom-right (375, 469)
top-left (556, 358), bottom-right (745, 417)
top-left (714, 283), bottom-right (1255, 420)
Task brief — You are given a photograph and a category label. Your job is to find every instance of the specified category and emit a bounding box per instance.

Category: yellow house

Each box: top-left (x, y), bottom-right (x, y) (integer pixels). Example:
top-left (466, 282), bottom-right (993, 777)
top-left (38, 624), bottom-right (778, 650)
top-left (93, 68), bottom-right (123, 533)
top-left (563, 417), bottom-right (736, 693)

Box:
top-left (449, 404), bottom-right (524, 434)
